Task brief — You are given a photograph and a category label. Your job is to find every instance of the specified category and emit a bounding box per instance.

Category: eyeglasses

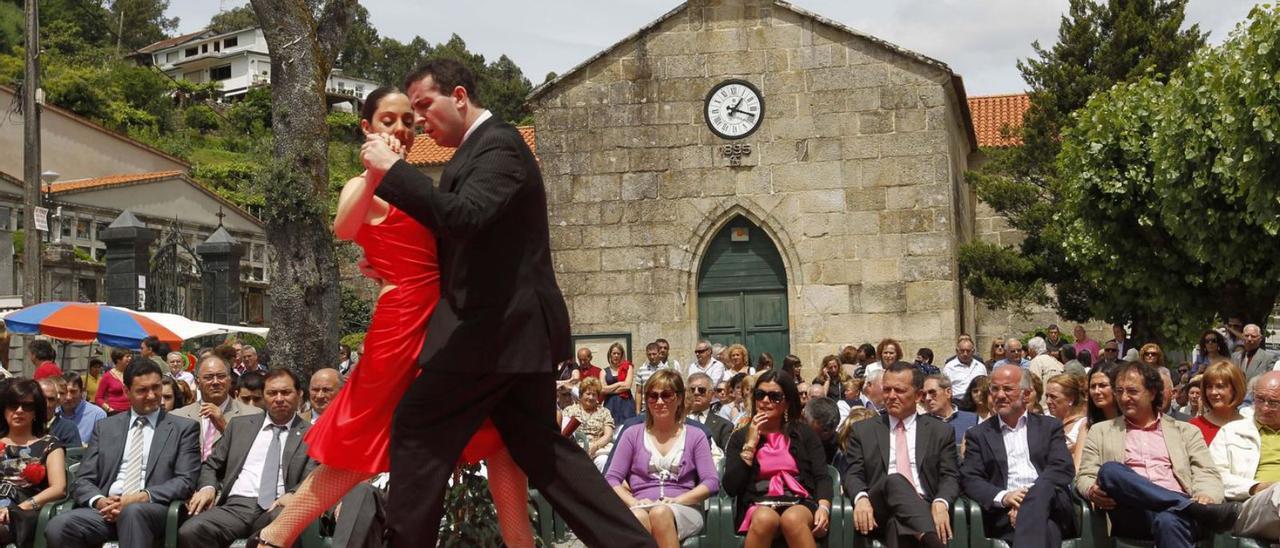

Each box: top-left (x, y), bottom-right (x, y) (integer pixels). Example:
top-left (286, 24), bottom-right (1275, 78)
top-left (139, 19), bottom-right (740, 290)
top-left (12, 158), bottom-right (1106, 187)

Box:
top-left (695, 348), bottom-right (711, 354)
top-left (753, 389), bottom-right (786, 403)
top-left (689, 386), bottom-right (709, 395)
top-left (1104, 348), bottom-right (1118, 353)
top-left (646, 390), bottom-right (677, 402)
top-left (200, 373), bottom-right (230, 382)
top-left (1256, 397), bottom-right (1280, 410)
top-left (1143, 352), bottom-right (1160, 357)
top-left (6, 400), bottom-right (36, 411)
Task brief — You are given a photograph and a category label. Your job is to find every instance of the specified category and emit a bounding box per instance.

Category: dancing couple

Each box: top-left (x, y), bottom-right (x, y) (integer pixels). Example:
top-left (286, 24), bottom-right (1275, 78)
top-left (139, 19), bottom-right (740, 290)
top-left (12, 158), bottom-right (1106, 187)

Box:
top-left (250, 59), bottom-right (656, 548)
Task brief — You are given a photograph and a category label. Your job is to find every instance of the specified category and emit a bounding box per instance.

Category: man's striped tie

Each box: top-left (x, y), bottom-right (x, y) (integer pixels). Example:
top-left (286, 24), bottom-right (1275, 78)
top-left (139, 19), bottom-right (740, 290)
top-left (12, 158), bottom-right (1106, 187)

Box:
top-left (122, 417), bottom-right (146, 494)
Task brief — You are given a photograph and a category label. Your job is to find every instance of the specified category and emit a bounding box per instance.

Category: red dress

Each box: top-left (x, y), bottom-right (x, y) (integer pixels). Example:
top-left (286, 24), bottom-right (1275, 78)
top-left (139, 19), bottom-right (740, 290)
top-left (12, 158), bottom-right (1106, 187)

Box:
top-left (304, 205), bottom-right (503, 473)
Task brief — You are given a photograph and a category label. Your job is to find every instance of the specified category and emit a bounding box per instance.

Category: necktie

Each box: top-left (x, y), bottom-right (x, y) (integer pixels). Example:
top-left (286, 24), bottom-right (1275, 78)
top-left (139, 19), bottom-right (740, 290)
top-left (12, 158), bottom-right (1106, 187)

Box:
top-left (895, 420), bottom-right (914, 489)
top-left (201, 419), bottom-right (217, 461)
top-left (122, 417), bottom-right (147, 494)
top-left (258, 424), bottom-right (286, 510)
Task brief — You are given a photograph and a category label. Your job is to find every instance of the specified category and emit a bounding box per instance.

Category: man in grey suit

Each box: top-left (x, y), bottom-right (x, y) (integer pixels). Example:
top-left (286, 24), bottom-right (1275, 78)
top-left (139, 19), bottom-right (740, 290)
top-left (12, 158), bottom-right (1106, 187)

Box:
top-left (1233, 324), bottom-right (1279, 384)
top-left (178, 368), bottom-right (317, 547)
top-left (46, 359), bottom-right (201, 547)
top-left (175, 355), bottom-right (263, 461)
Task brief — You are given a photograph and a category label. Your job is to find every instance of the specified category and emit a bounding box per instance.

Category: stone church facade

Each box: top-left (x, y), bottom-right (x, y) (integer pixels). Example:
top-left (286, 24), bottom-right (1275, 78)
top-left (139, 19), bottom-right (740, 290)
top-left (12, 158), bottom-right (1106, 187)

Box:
top-left (528, 0), bottom-right (980, 366)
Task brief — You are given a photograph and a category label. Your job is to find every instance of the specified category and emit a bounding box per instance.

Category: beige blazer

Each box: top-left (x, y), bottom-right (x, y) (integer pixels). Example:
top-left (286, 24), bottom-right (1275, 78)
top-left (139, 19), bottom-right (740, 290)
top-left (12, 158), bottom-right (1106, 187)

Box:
top-left (173, 397), bottom-right (263, 450)
top-left (1076, 414), bottom-right (1223, 502)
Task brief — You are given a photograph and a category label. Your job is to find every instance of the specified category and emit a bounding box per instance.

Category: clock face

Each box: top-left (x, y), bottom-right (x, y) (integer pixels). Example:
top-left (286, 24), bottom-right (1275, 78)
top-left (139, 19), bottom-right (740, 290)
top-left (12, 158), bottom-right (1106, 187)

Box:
top-left (704, 79), bottom-right (764, 140)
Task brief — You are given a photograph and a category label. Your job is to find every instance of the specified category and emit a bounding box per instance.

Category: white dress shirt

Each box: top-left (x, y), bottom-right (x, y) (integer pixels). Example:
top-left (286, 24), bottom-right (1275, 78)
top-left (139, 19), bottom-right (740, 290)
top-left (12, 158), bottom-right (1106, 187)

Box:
top-left (855, 413), bottom-right (948, 507)
top-left (687, 358), bottom-right (726, 388)
top-left (226, 417), bottom-right (296, 500)
top-left (942, 358), bottom-right (988, 396)
top-left (995, 412), bottom-right (1039, 507)
top-left (461, 109), bottom-right (493, 146)
top-left (93, 409), bottom-right (160, 506)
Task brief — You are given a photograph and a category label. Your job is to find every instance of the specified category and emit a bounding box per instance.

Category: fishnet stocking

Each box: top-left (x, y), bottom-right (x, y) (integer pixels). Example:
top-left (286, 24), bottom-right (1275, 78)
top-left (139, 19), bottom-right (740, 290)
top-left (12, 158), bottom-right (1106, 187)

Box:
top-left (258, 464), bottom-right (370, 546)
top-left (486, 448), bottom-right (535, 548)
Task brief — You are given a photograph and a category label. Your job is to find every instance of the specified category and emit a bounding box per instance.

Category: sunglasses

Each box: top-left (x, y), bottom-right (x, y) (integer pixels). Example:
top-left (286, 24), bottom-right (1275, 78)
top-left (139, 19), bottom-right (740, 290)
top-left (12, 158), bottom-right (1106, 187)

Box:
top-left (1203, 339), bottom-right (1218, 345)
top-left (753, 389), bottom-right (786, 403)
top-left (1105, 348), bottom-right (1118, 353)
top-left (689, 387), bottom-right (709, 395)
top-left (646, 390), bottom-right (677, 402)
top-left (695, 348), bottom-right (711, 354)
top-left (5, 400), bottom-right (37, 411)
top-left (1143, 352), bottom-right (1160, 357)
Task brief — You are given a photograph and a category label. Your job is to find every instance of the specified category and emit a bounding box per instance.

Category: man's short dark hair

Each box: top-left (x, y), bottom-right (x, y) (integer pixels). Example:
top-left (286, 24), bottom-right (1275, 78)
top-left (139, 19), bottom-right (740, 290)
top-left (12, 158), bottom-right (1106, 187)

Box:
top-left (886, 361), bottom-right (925, 390)
top-left (803, 397), bottom-right (840, 435)
top-left (63, 371), bottom-right (84, 391)
top-left (645, 342), bottom-right (660, 352)
top-left (27, 340), bottom-right (55, 362)
top-left (124, 358), bottom-right (164, 389)
top-left (141, 336), bottom-right (159, 352)
top-left (655, 338), bottom-right (669, 345)
top-left (1061, 345), bottom-right (1077, 360)
top-left (403, 58), bottom-right (482, 106)
top-left (917, 348), bottom-right (934, 364)
top-left (236, 371), bottom-right (265, 393)
top-left (265, 367), bottom-right (303, 392)
top-left (1112, 362), bottom-right (1165, 412)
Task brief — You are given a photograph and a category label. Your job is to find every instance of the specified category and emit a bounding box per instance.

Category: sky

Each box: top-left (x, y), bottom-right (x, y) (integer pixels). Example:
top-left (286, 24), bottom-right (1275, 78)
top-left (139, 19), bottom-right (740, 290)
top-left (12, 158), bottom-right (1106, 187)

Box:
top-left (169, 0), bottom-right (1261, 96)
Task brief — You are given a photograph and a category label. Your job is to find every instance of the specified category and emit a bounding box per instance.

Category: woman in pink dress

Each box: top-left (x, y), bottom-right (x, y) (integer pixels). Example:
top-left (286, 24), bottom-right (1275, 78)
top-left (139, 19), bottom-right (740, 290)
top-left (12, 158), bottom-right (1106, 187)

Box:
top-left (254, 87), bottom-right (531, 548)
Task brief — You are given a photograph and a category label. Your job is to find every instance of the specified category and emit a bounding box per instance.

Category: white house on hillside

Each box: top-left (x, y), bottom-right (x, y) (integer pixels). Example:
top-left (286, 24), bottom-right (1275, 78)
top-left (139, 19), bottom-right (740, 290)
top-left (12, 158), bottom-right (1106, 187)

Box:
top-left (134, 27), bottom-right (378, 105)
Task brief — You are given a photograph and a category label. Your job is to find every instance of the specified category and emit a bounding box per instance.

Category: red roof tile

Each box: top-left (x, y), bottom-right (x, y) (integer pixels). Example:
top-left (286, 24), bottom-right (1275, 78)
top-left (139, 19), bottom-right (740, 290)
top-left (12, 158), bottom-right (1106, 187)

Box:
top-left (406, 126), bottom-right (537, 166)
top-left (967, 93), bottom-right (1030, 148)
top-left (47, 171), bottom-right (185, 193)
top-left (136, 30), bottom-right (209, 54)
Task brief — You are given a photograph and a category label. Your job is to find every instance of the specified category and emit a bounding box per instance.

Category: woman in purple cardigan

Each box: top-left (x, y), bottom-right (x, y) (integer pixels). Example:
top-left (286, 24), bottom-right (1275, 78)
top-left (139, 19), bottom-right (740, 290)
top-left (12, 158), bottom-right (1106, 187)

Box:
top-left (606, 369), bottom-right (719, 546)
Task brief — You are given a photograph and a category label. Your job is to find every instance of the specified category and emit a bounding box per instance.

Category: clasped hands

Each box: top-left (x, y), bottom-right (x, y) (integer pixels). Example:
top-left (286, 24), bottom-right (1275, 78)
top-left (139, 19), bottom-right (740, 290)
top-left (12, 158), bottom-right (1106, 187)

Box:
top-left (94, 491), bottom-right (150, 523)
top-left (359, 133), bottom-right (405, 177)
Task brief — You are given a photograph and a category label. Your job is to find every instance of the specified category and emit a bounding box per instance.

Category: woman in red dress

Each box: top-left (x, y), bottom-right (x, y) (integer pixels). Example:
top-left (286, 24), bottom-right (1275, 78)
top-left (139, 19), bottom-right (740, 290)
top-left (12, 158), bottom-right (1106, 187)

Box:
top-left (255, 87), bottom-right (531, 548)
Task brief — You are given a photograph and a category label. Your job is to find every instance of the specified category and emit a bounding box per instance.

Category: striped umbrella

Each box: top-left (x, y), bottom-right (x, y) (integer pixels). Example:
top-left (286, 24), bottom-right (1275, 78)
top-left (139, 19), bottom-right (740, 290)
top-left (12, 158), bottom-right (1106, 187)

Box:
top-left (4, 302), bottom-right (183, 350)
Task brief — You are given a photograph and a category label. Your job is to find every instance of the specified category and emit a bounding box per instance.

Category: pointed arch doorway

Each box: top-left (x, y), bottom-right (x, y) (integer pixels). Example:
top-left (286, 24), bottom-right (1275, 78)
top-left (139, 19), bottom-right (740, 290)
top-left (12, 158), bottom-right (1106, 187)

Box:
top-left (696, 216), bottom-right (789, 368)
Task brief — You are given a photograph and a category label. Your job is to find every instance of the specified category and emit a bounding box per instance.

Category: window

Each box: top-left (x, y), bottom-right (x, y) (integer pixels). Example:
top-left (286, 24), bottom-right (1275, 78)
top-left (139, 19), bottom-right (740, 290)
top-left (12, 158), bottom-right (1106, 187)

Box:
top-left (213, 41), bottom-right (221, 52)
top-left (224, 37), bottom-right (238, 48)
top-left (165, 52), bottom-right (177, 64)
top-left (79, 278), bottom-right (98, 302)
top-left (210, 65), bottom-right (232, 81)
top-left (76, 219), bottom-right (90, 239)
top-left (201, 44), bottom-right (209, 54)
top-left (185, 47), bottom-right (198, 57)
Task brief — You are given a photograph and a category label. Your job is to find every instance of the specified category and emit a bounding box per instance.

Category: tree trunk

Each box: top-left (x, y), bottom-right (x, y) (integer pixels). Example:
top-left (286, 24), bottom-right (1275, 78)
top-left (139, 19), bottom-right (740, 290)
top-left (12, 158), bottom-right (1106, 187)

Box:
top-left (249, 0), bottom-right (355, 378)
top-left (1217, 280), bottom-right (1279, 334)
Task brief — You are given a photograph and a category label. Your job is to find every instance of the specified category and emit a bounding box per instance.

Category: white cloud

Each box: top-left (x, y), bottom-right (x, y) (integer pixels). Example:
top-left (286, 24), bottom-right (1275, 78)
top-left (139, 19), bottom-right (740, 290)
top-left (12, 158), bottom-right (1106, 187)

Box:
top-left (169, 0), bottom-right (1260, 94)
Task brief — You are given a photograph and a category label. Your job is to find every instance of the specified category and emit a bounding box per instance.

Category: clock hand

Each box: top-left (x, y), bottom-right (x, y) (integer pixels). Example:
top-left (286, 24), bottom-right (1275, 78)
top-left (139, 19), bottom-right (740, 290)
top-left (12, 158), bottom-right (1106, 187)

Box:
top-left (727, 105), bottom-right (757, 119)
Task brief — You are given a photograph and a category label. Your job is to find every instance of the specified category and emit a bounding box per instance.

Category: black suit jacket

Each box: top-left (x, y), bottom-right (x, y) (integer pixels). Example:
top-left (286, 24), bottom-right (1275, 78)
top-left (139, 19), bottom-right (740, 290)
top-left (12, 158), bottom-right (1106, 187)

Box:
top-left (724, 424), bottom-right (833, 527)
top-left (376, 116), bottom-right (571, 374)
top-left (74, 410), bottom-right (200, 507)
top-left (198, 414), bottom-right (318, 505)
top-left (841, 413), bottom-right (960, 505)
top-left (959, 413), bottom-right (1076, 537)
top-left (701, 412), bottom-right (734, 451)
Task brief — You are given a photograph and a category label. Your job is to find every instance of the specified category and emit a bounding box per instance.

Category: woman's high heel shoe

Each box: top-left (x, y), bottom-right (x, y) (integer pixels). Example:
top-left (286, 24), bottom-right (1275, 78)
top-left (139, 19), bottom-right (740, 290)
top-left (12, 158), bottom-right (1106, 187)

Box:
top-left (246, 533), bottom-right (285, 548)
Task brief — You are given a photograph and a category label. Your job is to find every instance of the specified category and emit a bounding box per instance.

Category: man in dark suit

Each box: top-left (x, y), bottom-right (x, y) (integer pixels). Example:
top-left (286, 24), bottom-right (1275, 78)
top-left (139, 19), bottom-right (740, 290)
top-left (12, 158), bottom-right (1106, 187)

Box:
top-left (360, 58), bottom-right (653, 548)
top-left (39, 376), bottom-right (81, 447)
top-left (960, 364), bottom-right (1077, 548)
top-left (686, 372), bottom-right (732, 450)
top-left (178, 369), bottom-right (317, 547)
top-left (1108, 323), bottom-right (1136, 360)
top-left (843, 362), bottom-right (960, 548)
top-left (46, 359), bottom-right (201, 547)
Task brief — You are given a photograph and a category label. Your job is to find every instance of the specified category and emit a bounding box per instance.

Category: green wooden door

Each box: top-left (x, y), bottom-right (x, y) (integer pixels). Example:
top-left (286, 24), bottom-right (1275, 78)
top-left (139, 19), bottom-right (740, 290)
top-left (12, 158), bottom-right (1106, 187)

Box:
top-left (697, 216), bottom-right (789, 367)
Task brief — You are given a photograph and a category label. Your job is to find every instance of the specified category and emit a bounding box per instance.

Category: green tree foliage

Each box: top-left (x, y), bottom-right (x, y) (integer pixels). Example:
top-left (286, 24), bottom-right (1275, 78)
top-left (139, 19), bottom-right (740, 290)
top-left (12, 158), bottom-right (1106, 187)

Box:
top-left (209, 4), bottom-right (259, 34)
top-left (1052, 4), bottom-right (1280, 345)
top-left (959, 0), bottom-right (1208, 330)
top-left (0, 3), bottom-right (20, 55)
top-left (106, 0), bottom-right (178, 52)
top-left (339, 285), bottom-right (371, 336)
top-left (183, 104), bottom-right (220, 133)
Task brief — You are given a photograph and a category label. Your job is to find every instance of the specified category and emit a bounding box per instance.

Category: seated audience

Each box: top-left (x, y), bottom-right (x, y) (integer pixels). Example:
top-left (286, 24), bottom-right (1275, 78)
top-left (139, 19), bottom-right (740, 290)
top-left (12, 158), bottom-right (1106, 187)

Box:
top-left (718, 373), bottom-right (750, 425)
top-left (942, 337), bottom-right (987, 405)
top-left (82, 360), bottom-right (104, 408)
top-left (1233, 324), bottom-right (1278, 383)
top-left (921, 374), bottom-right (977, 453)
top-left (235, 371), bottom-right (267, 410)
top-left (1061, 346), bottom-right (1086, 377)
top-left (175, 355), bottom-right (263, 462)
top-left (302, 368), bottom-right (342, 422)
top-left (605, 370), bottom-right (718, 546)
top-left (859, 370), bottom-right (885, 413)
top-left (866, 338), bottom-right (911, 378)
top-left (0, 379), bottom-right (68, 548)
top-left (1086, 362), bottom-right (1120, 424)
top-left (1209, 371), bottom-right (1280, 540)
top-left (994, 338), bottom-right (1029, 369)
top-left (725, 371), bottom-right (832, 546)
top-left (913, 348), bottom-right (939, 376)
top-left (1044, 373), bottom-right (1089, 469)
top-left (780, 355), bottom-right (803, 383)
top-left (843, 362), bottom-right (959, 548)
top-left (802, 397), bottom-right (840, 464)
top-left (160, 376), bottom-right (188, 412)
top-left (960, 365), bottom-right (1077, 548)
top-left (37, 377), bottom-right (80, 448)
top-left (1026, 372), bottom-right (1044, 414)
top-left (167, 352), bottom-right (197, 393)
top-left (960, 375), bottom-right (993, 422)
top-left (1075, 361), bottom-right (1237, 547)
top-left (1159, 366), bottom-right (1192, 421)
top-left (1180, 375), bottom-right (1203, 417)
top-left (179, 369), bottom-right (318, 548)
top-left (27, 340), bottom-right (61, 381)
top-left (1027, 337), bottom-right (1065, 401)
top-left (813, 355), bottom-right (850, 401)
top-left (95, 350), bottom-right (132, 415)
top-left (1190, 361), bottom-right (1245, 445)
top-left (562, 376), bottom-right (615, 471)
top-left (58, 372), bottom-right (105, 447)
top-left (796, 382), bottom-right (812, 405)
top-left (46, 359), bottom-right (201, 547)
top-left (685, 373), bottom-right (732, 451)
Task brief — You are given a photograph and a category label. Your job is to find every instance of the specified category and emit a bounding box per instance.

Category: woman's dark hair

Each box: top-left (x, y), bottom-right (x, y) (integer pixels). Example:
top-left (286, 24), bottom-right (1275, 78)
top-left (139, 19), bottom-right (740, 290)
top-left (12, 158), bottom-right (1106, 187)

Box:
top-left (359, 85), bottom-right (403, 122)
top-left (756, 352), bottom-right (775, 371)
top-left (27, 340), bottom-right (55, 362)
top-left (1086, 361), bottom-right (1120, 424)
top-left (88, 358), bottom-right (104, 371)
top-left (402, 58), bottom-right (481, 106)
top-left (1078, 349), bottom-right (1093, 370)
top-left (2, 379), bottom-right (48, 437)
top-left (751, 370), bottom-right (803, 433)
top-left (266, 367), bottom-right (304, 392)
top-left (160, 376), bottom-right (186, 409)
top-left (1199, 329), bottom-right (1230, 356)
top-left (727, 372), bottom-right (748, 391)
top-left (916, 348), bottom-right (934, 364)
top-left (1061, 345), bottom-right (1077, 361)
top-left (858, 343), bottom-right (877, 361)
top-left (958, 375), bottom-right (990, 412)
top-left (780, 354), bottom-right (802, 377)
top-left (110, 348), bottom-right (129, 365)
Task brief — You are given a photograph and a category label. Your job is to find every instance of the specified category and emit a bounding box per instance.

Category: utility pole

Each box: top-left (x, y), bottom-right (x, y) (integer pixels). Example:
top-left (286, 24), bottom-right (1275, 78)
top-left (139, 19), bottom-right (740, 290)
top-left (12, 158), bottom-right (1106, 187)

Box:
top-left (22, 0), bottom-right (42, 305)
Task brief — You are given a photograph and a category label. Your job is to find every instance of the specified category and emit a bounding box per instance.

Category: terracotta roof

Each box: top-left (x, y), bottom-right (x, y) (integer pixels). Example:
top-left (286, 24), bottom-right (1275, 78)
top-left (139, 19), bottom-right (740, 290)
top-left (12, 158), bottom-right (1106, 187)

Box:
top-left (406, 126), bottom-right (537, 167)
top-left (136, 29), bottom-right (209, 54)
top-left (967, 93), bottom-right (1030, 148)
top-left (47, 171), bottom-right (185, 193)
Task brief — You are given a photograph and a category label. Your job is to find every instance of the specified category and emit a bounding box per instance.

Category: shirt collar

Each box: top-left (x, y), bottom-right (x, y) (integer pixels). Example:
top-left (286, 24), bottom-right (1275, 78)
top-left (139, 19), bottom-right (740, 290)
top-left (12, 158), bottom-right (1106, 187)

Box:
top-left (264, 414), bottom-right (297, 431)
top-left (129, 408), bottom-right (161, 428)
top-left (999, 412), bottom-right (1028, 432)
top-left (890, 412), bottom-right (917, 431)
top-left (1125, 416), bottom-right (1161, 431)
top-left (461, 109), bottom-right (492, 146)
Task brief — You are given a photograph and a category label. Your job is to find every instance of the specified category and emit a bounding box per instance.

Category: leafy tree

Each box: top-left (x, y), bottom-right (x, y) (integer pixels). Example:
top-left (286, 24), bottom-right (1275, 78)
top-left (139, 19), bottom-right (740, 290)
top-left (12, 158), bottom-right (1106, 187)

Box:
top-left (339, 285), bottom-right (371, 336)
top-left (106, 0), bottom-right (179, 52)
top-left (0, 3), bottom-right (20, 54)
top-left (333, 3), bottom-right (378, 79)
top-left (483, 54), bottom-right (533, 124)
top-left (959, 0), bottom-right (1208, 332)
top-left (184, 104), bottom-right (220, 133)
top-left (209, 4), bottom-right (259, 34)
top-left (370, 35), bottom-right (431, 86)
top-left (226, 86), bottom-right (273, 134)
top-left (1051, 4), bottom-right (1280, 345)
